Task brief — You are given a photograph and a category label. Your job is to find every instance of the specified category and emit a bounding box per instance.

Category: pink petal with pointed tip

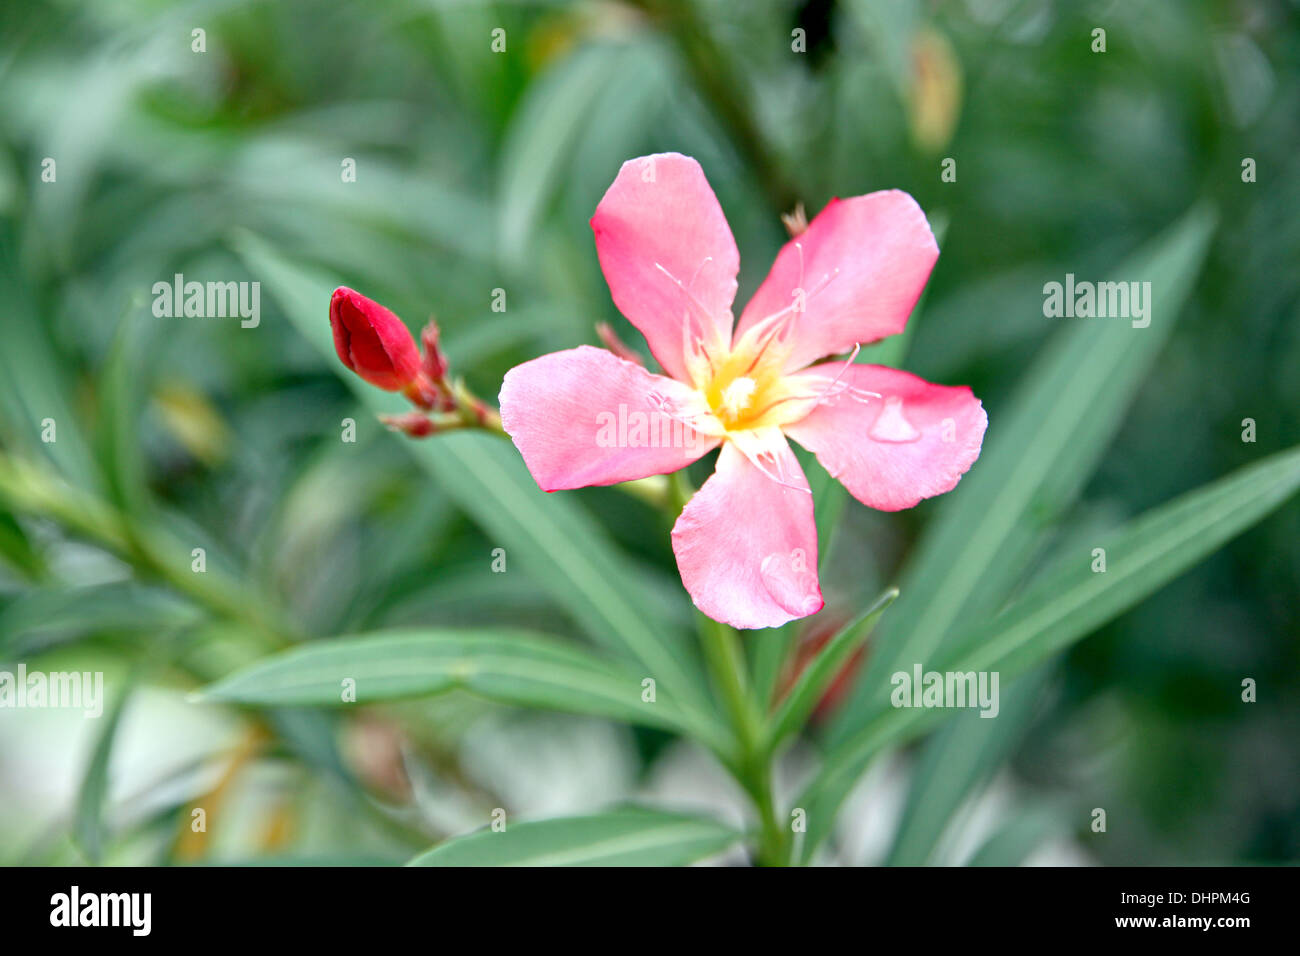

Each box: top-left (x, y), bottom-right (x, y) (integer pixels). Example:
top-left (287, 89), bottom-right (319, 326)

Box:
top-left (784, 363), bottom-right (987, 512)
top-left (499, 346), bottom-right (718, 492)
top-left (735, 191), bottom-right (939, 372)
top-left (591, 153), bottom-right (740, 381)
top-left (672, 441), bottom-right (823, 630)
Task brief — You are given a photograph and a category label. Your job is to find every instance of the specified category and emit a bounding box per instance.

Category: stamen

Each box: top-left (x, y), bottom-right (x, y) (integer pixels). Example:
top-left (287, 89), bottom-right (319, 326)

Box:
top-left (687, 256), bottom-right (714, 292)
top-left (745, 344), bottom-right (877, 422)
top-left (660, 261), bottom-right (727, 384)
top-left (749, 450), bottom-right (811, 493)
top-left (737, 266), bottom-right (842, 372)
top-left (656, 261), bottom-right (720, 334)
top-left (812, 342), bottom-right (865, 401)
top-left (649, 390), bottom-right (706, 425)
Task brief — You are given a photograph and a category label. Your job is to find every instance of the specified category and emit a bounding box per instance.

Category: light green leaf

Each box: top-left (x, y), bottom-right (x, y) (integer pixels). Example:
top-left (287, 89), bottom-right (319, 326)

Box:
top-left (407, 808), bottom-right (742, 867)
top-left (198, 629), bottom-right (728, 753)
top-left (750, 623), bottom-right (790, 711)
top-left (796, 442), bottom-right (1300, 863)
top-left (74, 683), bottom-right (133, 865)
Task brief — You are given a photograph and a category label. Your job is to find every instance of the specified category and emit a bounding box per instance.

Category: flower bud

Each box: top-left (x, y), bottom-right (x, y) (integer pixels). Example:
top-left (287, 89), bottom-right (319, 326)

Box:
top-left (379, 412), bottom-right (436, 438)
top-left (330, 287), bottom-right (423, 392)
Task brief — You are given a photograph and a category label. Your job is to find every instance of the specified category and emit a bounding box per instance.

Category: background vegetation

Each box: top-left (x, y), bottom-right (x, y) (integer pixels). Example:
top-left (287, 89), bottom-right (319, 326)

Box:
top-left (1, 0), bottom-right (1297, 865)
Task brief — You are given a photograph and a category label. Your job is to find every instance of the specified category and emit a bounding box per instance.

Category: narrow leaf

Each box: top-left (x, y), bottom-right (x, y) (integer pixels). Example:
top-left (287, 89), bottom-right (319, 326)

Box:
top-left (965, 806), bottom-right (1061, 867)
top-left (884, 670), bottom-right (1042, 866)
top-left (74, 684), bottom-right (133, 864)
top-left (765, 588), bottom-right (898, 750)
top-left (407, 808), bottom-right (741, 867)
top-left (198, 629), bottom-right (729, 753)
top-left (796, 442), bottom-right (1300, 862)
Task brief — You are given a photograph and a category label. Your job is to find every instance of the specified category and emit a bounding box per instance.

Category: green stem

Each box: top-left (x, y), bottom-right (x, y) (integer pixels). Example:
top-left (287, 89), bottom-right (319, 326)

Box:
top-left (633, 0), bottom-right (802, 214)
top-left (697, 612), bottom-right (760, 754)
top-left (748, 757), bottom-right (788, 866)
top-left (669, 470), bottom-right (787, 865)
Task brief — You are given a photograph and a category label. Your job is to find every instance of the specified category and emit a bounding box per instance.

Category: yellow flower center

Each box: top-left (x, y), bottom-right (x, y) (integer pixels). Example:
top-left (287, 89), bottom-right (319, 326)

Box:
top-left (697, 337), bottom-right (800, 434)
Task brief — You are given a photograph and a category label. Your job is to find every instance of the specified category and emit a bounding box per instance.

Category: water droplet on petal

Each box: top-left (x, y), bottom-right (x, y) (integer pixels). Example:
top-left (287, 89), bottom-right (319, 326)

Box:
top-left (868, 395), bottom-right (922, 443)
top-left (761, 552), bottom-right (822, 617)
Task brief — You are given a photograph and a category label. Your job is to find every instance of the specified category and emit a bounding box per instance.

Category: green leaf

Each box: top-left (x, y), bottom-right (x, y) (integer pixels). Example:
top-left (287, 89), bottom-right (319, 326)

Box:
top-left (831, 204), bottom-right (1217, 748)
top-left (0, 268), bottom-right (101, 489)
top-left (234, 233), bottom-right (714, 723)
top-left (964, 806), bottom-right (1061, 867)
top-left (0, 508), bottom-right (47, 580)
top-left (74, 683), bottom-right (133, 865)
top-left (198, 629), bottom-right (729, 753)
top-left (499, 44), bottom-right (625, 265)
top-left (795, 441), bottom-right (1300, 863)
top-left (948, 443), bottom-right (1300, 681)
top-left (407, 808), bottom-right (742, 867)
top-left (0, 582), bottom-right (196, 658)
top-left (764, 587), bottom-right (897, 750)
top-left (95, 304), bottom-right (154, 517)
top-left (884, 670), bottom-right (1043, 866)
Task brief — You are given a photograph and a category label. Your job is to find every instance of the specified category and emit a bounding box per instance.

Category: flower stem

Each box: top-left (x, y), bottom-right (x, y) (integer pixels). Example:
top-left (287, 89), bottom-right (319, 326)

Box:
top-left (669, 470), bottom-right (787, 865)
top-left (631, 0), bottom-right (802, 215)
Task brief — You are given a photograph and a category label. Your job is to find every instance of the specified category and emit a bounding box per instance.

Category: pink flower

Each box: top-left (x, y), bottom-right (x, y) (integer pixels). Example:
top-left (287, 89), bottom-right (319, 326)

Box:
top-left (500, 153), bottom-right (987, 629)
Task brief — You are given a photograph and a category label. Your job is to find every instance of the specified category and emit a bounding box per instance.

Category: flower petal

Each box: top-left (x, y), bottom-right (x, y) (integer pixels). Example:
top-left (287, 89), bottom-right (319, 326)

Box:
top-left (500, 346), bottom-right (718, 492)
top-left (591, 153), bottom-right (740, 382)
top-left (734, 191), bottom-right (939, 373)
top-left (784, 363), bottom-right (987, 512)
top-left (672, 441), bottom-right (823, 629)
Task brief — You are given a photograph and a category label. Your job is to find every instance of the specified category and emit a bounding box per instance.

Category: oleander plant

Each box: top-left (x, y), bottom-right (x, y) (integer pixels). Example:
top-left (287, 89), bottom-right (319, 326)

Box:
top-left (1, 0), bottom-right (1297, 867)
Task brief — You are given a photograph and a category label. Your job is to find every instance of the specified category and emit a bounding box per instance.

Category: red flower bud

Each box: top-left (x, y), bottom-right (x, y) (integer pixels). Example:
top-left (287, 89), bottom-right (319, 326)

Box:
top-left (379, 412), bottom-right (436, 438)
top-left (330, 287), bottom-right (422, 392)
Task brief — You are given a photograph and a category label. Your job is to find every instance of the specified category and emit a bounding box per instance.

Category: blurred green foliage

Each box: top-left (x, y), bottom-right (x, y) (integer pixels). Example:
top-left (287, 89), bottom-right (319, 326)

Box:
top-left (0, 0), bottom-right (1297, 865)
